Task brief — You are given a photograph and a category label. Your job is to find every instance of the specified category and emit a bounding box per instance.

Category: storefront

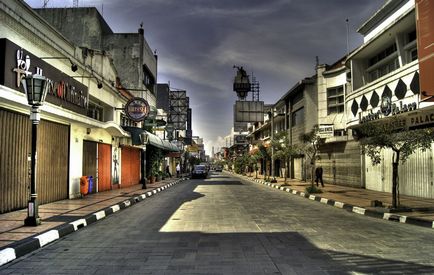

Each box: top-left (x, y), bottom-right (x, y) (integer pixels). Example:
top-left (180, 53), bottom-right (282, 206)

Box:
top-left (0, 39), bottom-right (87, 213)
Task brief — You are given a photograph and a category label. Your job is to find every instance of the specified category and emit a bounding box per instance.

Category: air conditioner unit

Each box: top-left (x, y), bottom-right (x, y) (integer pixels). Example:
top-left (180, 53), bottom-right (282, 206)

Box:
top-left (140, 133), bottom-right (148, 145)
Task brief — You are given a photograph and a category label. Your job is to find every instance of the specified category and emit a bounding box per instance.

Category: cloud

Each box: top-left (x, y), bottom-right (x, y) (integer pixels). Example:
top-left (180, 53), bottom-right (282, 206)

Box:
top-left (204, 135), bottom-right (229, 156)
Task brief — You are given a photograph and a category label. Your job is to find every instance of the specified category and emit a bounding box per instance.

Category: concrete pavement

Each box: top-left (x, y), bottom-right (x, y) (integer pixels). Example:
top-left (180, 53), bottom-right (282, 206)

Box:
top-left (2, 170), bottom-right (434, 268)
top-left (0, 177), bottom-right (187, 266)
top-left (2, 172), bottom-right (434, 274)
top-left (231, 171), bottom-right (434, 229)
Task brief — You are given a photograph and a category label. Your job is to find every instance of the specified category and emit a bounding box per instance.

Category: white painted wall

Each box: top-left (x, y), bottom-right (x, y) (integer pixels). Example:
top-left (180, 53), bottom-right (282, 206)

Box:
top-left (363, 0), bottom-right (415, 42)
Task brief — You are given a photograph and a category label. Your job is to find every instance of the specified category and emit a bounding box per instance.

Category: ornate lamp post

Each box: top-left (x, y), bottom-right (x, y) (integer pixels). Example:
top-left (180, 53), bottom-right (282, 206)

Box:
top-left (22, 74), bottom-right (51, 226)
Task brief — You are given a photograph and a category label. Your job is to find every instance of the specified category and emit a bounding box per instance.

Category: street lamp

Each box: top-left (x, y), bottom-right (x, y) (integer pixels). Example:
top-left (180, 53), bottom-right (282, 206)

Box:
top-left (22, 74), bottom-right (51, 226)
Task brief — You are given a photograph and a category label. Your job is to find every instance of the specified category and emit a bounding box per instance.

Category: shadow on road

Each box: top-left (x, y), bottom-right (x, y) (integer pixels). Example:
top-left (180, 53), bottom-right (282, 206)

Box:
top-left (3, 178), bottom-right (434, 274)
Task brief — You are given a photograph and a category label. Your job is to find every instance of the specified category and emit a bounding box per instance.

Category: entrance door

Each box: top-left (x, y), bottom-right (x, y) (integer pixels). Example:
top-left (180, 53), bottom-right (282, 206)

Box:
top-left (121, 146), bottom-right (141, 187)
top-left (97, 143), bottom-right (112, 192)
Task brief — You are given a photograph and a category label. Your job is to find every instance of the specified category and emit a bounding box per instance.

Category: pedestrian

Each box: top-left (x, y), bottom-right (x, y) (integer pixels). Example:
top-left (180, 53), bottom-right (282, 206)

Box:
top-left (176, 163), bottom-right (180, 178)
top-left (166, 165), bottom-right (171, 178)
top-left (315, 166), bottom-right (324, 187)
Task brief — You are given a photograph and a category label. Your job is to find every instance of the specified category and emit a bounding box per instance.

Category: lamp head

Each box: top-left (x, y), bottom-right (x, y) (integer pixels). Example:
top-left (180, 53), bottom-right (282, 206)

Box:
top-left (71, 63), bottom-right (78, 72)
top-left (22, 75), bottom-right (51, 106)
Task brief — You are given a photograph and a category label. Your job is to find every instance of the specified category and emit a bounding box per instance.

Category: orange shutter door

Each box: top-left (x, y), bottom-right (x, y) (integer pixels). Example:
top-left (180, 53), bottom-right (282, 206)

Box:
top-left (97, 143), bottom-right (112, 192)
top-left (121, 147), bottom-right (141, 187)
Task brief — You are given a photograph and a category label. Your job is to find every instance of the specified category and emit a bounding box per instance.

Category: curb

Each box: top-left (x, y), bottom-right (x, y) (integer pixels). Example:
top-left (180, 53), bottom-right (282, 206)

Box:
top-left (230, 172), bottom-right (434, 230)
top-left (0, 178), bottom-right (186, 267)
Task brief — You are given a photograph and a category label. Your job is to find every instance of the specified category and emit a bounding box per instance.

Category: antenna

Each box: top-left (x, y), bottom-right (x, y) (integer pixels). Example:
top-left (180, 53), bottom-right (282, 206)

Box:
top-left (346, 18), bottom-right (350, 57)
top-left (73, 0), bottom-right (79, 7)
top-left (42, 0), bottom-right (49, 8)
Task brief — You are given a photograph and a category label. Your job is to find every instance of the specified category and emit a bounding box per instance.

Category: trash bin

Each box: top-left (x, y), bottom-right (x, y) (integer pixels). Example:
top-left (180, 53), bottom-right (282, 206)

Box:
top-left (88, 176), bottom-right (94, 194)
top-left (80, 176), bottom-right (88, 196)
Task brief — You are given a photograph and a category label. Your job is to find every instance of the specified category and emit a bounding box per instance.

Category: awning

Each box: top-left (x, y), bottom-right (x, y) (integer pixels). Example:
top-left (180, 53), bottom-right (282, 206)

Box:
top-left (101, 121), bottom-right (130, 137)
top-left (122, 127), bottom-right (179, 152)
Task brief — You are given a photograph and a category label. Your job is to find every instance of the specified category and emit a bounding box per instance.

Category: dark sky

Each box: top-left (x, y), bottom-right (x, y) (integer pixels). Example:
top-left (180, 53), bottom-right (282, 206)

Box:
top-left (26, 0), bottom-right (384, 154)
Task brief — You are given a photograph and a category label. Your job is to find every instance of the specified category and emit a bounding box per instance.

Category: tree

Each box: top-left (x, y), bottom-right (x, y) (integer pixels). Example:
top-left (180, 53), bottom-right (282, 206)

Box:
top-left (271, 130), bottom-right (298, 184)
top-left (234, 154), bottom-right (249, 174)
top-left (258, 144), bottom-right (270, 180)
top-left (299, 126), bottom-right (324, 188)
top-left (355, 119), bottom-right (434, 208)
top-left (248, 149), bottom-right (262, 178)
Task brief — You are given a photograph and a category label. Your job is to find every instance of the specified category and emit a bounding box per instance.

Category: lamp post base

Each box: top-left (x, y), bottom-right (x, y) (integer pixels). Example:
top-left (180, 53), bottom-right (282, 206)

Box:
top-left (24, 216), bottom-right (41, 226)
top-left (24, 200), bottom-right (41, 226)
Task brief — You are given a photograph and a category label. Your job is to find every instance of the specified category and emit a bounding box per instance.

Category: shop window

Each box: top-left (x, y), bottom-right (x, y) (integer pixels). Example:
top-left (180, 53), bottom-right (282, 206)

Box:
top-left (291, 107), bottom-right (304, 127)
top-left (327, 86), bottom-right (344, 114)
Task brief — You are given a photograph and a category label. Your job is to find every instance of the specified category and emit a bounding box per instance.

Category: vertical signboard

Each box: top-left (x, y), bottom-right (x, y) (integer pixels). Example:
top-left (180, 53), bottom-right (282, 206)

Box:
top-left (416, 0), bottom-right (434, 100)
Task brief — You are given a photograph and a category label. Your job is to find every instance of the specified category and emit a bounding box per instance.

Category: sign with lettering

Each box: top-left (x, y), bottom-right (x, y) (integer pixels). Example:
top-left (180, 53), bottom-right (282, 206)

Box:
top-left (359, 95), bottom-right (418, 124)
top-left (125, 97), bottom-right (149, 122)
top-left (318, 124), bottom-right (334, 138)
top-left (0, 39), bottom-right (88, 115)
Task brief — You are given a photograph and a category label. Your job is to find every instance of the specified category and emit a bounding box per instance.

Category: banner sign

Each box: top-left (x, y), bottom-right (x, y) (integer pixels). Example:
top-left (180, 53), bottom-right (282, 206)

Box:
top-left (0, 39), bottom-right (89, 115)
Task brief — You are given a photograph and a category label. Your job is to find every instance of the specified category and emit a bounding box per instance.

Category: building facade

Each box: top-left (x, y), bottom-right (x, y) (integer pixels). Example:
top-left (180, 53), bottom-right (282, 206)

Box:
top-left (0, 1), bottom-right (134, 213)
top-left (346, 0), bottom-right (434, 198)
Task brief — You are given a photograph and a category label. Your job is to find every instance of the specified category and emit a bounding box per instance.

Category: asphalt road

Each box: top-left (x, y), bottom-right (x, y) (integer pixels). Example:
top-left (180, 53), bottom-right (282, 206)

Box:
top-left (1, 172), bottom-right (434, 274)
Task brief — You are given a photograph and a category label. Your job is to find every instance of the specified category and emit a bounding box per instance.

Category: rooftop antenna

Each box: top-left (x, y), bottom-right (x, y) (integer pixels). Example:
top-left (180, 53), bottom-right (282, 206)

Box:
top-left (73, 0), bottom-right (78, 7)
top-left (346, 18), bottom-right (350, 57)
top-left (42, 0), bottom-right (49, 8)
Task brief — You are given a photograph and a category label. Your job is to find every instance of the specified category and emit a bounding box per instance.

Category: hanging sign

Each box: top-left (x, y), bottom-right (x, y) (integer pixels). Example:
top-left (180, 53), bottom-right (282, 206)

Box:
top-left (125, 97), bottom-right (149, 121)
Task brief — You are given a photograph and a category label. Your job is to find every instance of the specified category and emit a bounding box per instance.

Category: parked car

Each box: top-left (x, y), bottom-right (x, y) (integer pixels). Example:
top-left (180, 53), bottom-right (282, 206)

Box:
top-left (191, 165), bottom-right (208, 179)
top-left (215, 165), bottom-right (223, 172)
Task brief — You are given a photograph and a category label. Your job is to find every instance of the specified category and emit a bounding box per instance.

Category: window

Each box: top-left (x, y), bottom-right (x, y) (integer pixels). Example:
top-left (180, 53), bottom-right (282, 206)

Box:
top-left (120, 114), bottom-right (138, 127)
top-left (368, 57), bottom-right (399, 82)
top-left (407, 30), bottom-right (416, 43)
top-left (292, 91), bottom-right (303, 105)
top-left (403, 30), bottom-right (418, 63)
top-left (369, 44), bottom-right (397, 67)
top-left (409, 48), bottom-right (418, 62)
top-left (87, 101), bottom-right (104, 121)
top-left (291, 107), bottom-right (304, 127)
top-left (327, 86), bottom-right (344, 114)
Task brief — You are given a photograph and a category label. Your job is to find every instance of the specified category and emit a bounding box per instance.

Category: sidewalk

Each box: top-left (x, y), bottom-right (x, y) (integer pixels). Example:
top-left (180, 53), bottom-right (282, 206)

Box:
top-left (233, 172), bottom-right (434, 228)
top-left (0, 176), bottom-right (186, 259)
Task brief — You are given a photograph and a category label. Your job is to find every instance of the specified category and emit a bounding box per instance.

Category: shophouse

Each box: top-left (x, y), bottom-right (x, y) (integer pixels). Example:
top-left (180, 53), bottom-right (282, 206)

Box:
top-left (346, 0), bottom-right (434, 197)
top-left (316, 58), bottom-right (362, 187)
top-left (0, 1), bottom-right (133, 213)
top-left (35, 6), bottom-right (178, 186)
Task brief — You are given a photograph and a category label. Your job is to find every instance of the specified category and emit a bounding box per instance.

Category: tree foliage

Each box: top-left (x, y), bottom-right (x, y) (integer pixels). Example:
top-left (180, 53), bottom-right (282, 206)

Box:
top-left (355, 118), bottom-right (434, 208)
top-left (299, 126), bottom-right (325, 187)
top-left (270, 130), bottom-right (298, 183)
top-left (356, 120), bottom-right (434, 164)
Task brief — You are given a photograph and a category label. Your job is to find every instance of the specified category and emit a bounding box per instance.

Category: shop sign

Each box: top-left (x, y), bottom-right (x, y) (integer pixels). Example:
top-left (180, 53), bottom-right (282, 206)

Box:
top-left (234, 134), bottom-right (247, 144)
top-left (318, 124), bottom-right (334, 138)
top-left (359, 95), bottom-right (417, 124)
top-left (408, 110), bottom-right (434, 128)
top-left (0, 39), bottom-right (89, 115)
top-left (125, 97), bottom-right (149, 121)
